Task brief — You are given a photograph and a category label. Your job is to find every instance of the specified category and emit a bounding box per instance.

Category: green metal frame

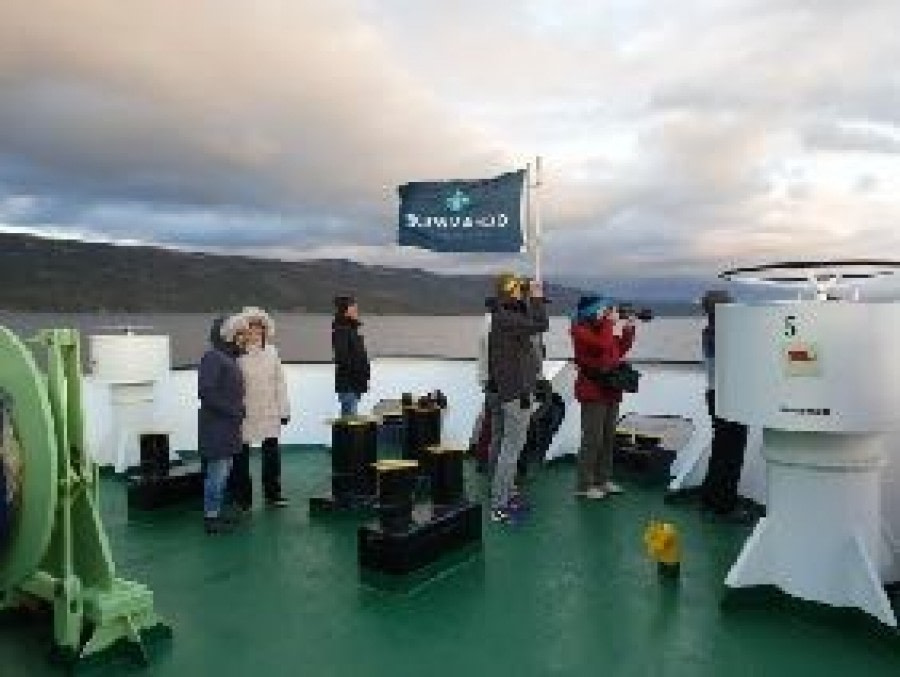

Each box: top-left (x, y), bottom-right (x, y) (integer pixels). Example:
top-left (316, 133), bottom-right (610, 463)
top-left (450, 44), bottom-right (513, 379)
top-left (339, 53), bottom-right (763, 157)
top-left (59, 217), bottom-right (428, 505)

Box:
top-left (0, 327), bottom-right (166, 662)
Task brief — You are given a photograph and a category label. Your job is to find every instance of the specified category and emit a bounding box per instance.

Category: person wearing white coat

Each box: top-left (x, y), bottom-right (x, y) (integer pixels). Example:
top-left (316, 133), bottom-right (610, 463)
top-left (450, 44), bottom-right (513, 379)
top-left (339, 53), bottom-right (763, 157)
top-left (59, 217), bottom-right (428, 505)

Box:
top-left (227, 307), bottom-right (291, 509)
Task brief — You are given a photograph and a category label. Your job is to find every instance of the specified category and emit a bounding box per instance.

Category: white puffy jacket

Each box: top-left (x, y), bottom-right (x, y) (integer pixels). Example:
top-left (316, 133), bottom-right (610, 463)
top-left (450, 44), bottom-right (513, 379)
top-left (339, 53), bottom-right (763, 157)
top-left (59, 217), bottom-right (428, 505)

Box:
top-left (239, 344), bottom-right (291, 443)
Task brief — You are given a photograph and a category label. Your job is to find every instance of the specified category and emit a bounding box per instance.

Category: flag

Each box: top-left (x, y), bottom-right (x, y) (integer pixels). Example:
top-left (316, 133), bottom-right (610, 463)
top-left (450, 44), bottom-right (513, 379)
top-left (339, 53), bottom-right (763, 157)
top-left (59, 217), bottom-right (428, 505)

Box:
top-left (398, 170), bottom-right (526, 252)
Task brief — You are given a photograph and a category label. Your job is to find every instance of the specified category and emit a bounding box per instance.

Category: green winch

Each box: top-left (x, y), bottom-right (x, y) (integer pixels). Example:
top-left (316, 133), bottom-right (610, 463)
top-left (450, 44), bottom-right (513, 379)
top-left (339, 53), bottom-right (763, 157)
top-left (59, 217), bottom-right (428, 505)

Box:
top-left (0, 326), bottom-right (166, 662)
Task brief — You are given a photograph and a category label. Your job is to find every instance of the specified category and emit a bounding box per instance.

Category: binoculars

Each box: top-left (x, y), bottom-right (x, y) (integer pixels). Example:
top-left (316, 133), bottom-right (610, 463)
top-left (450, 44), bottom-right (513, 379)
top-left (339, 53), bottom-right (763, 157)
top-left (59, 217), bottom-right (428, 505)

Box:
top-left (617, 303), bottom-right (653, 322)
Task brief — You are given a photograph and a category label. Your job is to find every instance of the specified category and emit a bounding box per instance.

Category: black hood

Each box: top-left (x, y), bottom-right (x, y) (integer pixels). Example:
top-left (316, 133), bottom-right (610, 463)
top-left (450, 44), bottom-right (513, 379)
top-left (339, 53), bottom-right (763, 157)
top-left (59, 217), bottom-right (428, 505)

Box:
top-left (209, 317), bottom-right (226, 349)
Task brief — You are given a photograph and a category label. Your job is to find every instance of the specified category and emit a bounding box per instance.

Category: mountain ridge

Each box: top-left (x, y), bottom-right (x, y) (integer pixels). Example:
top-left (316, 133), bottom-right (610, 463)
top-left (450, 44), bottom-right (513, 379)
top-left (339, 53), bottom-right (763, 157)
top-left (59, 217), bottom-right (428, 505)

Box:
top-left (0, 233), bottom-right (700, 315)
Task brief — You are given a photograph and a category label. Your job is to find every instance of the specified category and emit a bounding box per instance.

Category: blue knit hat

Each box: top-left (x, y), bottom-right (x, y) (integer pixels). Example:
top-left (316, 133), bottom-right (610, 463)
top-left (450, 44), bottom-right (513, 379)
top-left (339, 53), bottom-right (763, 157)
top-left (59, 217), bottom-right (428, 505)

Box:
top-left (574, 295), bottom-right (615, 322)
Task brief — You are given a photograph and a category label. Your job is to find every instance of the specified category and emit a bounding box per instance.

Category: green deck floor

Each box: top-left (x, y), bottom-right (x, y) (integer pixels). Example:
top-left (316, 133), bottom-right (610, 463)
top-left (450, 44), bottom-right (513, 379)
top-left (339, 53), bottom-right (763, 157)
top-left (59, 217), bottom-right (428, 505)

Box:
top-left (2, 448), bottom-right (900, 676)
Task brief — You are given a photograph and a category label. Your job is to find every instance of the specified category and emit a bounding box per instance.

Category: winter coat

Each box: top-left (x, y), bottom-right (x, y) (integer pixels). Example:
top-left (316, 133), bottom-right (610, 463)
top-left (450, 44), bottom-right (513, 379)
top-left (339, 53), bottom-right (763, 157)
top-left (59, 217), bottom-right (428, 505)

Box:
top-left (239, 343), bottom-right (290, 443)
top-left (332, 317), bottom-right (370, 394)
top-left (198, 318), bottom-right (245, 460)
top-left (476, 299), bottom-right (500, 390)
top-left (572, 317), bottom-right (635, 404)
top-left (487, 299), bottom-right (549, 403)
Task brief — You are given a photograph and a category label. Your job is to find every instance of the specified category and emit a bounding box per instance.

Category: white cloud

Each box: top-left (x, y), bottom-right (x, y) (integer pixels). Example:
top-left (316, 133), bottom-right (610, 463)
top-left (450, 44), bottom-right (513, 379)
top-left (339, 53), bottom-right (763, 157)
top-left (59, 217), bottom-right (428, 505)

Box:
top-left (1, 0), bottom-right (900, 282)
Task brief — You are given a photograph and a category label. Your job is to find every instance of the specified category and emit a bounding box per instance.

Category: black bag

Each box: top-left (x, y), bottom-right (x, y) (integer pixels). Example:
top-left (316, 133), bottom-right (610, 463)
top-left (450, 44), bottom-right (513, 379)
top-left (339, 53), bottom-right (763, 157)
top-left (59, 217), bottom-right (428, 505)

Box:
top-left (521, 391), bottom-right (566, 465)
top-left (584, 362), bottom-right (641, 393)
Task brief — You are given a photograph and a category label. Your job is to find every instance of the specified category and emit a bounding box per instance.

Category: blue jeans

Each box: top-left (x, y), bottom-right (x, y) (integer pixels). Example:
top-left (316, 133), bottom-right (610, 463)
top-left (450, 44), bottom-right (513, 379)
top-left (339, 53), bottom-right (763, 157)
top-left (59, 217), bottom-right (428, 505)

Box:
top-left (337, 392), bottom-right (360, 417)
top-left (204, 458), bottom-right (233, 518)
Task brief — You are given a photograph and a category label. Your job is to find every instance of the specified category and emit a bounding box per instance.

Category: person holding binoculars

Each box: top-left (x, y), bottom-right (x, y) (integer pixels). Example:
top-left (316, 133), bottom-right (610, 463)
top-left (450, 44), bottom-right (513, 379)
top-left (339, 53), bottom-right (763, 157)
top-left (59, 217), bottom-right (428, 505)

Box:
top-left (571, 296), bottom-right (637, 500)
top-left (485, 272), bottom-right (549, 524)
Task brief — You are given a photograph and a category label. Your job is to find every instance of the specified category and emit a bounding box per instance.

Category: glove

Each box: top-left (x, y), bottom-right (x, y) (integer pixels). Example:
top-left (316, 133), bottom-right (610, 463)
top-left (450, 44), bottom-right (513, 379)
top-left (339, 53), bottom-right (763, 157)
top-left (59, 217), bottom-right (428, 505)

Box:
top-left (519, 394), bottom-right (531, 410)
top-left (281, 417), bottom-right (290, 426)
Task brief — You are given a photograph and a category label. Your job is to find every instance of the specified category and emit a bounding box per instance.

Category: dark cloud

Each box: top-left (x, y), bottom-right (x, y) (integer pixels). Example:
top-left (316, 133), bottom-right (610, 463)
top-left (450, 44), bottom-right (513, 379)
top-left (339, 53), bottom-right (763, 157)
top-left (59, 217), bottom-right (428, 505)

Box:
top-left (0, 1), bottom-right (506, 244)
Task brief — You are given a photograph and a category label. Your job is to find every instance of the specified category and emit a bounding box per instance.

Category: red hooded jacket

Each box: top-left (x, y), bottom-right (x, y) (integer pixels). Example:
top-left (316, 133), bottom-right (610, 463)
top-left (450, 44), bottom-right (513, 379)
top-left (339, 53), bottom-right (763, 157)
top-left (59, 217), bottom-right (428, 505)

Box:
top-left (571, 318), bottom-right (636, 404)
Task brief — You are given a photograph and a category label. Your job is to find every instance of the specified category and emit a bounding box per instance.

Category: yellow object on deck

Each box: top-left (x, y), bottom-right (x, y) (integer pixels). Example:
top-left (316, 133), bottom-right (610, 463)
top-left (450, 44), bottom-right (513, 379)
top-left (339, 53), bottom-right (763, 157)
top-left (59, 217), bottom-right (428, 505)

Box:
top-left (643, 520), bottom-right (681, 566)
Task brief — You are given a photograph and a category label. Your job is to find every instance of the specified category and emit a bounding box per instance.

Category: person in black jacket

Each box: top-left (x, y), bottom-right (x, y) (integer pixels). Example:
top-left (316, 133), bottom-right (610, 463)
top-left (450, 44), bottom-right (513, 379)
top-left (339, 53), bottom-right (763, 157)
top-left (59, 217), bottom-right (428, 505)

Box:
top-left (698, 290), bottom-right (751, 524)
top-left (332, 296), bottom-right (370, 416)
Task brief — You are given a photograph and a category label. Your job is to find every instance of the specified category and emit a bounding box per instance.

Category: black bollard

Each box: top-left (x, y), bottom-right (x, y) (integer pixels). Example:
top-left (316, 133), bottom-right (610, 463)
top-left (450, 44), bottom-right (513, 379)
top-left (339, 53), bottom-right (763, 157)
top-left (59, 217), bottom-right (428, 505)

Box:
top-left (424, 446), bottom-right (465, 508)
top-left (402, 405), bottom-right (442, 463)
top-left (139, 433), bottom-right (170, 480)
top-left (331, 417), bottom-right (378, 505)
top-left (373, 460), bottom-right (419, 534)
top-left (129, 433), bottom-right (204, 512)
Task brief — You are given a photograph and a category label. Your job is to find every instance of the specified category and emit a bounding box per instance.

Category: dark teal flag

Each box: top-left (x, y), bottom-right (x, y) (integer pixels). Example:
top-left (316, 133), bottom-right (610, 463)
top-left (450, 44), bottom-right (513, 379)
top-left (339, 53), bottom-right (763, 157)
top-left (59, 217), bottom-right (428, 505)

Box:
top-left (398, 170), bottom-right (526, 252)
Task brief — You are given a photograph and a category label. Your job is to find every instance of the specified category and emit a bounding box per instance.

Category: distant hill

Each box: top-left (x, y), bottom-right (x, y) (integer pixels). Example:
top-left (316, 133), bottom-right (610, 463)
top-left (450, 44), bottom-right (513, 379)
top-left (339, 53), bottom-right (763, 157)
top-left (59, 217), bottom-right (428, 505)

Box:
top-left (0, 233), bottom-right (701, 315)
top-left (0, 233), bottom-right (554, 314)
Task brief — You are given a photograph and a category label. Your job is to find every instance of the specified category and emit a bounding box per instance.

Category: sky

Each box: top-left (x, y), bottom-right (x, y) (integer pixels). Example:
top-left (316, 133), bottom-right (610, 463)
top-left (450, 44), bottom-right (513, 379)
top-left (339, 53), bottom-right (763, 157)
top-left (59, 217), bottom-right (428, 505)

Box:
top-left (2, 0), bottom-right (900, 290)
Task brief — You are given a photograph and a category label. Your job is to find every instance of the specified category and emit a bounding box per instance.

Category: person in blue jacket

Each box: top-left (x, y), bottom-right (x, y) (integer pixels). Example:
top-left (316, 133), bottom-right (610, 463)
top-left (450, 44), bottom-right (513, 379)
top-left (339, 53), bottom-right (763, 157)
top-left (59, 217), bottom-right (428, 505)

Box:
top-left (198, 315), bottom-right (248, 534)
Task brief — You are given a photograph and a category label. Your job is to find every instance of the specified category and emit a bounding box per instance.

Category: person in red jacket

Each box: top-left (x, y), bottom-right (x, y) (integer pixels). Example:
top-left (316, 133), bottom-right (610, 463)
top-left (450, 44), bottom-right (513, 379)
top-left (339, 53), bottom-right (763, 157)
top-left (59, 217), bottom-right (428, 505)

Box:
top-left (571, 295), bottom-right (636, 499)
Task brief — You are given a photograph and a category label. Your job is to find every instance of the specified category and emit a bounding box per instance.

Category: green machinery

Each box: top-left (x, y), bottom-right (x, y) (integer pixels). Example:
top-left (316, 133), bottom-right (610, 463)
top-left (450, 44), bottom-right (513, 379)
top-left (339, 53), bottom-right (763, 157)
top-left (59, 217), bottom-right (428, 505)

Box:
top-left (0, 326), bottom-right (166, 661)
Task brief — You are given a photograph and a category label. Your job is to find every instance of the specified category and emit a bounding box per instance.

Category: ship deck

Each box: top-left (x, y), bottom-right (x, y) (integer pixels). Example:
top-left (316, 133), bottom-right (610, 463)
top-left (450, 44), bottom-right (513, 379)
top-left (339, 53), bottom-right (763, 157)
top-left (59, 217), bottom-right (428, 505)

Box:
top-left (2, 447), bottom-right (899, 676)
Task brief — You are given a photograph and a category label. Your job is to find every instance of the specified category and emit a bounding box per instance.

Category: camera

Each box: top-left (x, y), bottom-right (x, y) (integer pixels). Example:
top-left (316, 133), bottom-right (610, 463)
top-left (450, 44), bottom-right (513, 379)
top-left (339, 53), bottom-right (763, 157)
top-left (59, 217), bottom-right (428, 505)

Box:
top-left (617, 303), bottom-right (653, 322)
top-left (402, 390), bottom-right (448, 410)
top-left (517, 277), bottom-right (549, 302)
top-left (516, 277), bottom-right (533, 294)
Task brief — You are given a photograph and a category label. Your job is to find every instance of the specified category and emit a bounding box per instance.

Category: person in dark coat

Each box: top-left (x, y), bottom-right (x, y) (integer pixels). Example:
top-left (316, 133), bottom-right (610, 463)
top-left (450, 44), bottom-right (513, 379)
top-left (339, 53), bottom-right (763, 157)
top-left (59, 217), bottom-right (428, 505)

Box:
top-left (698, 290), bottom-right (751, 523)
top-left (331, 296), bottom-right (370, 416)
top-left (571, 295), bottom-right (636, 499)
top-left (487, 273), bottom-right (549, 523)
top-left (198, 315), bottom-right (248, 533)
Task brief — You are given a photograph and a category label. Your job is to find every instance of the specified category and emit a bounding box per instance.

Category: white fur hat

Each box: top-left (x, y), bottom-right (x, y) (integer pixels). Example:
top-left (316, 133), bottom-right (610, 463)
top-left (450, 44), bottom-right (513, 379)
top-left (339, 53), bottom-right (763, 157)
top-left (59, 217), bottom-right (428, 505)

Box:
top-left (240, 306), bottom-right (275, 337)
top-left (220, 313), bottom-right (249, 342)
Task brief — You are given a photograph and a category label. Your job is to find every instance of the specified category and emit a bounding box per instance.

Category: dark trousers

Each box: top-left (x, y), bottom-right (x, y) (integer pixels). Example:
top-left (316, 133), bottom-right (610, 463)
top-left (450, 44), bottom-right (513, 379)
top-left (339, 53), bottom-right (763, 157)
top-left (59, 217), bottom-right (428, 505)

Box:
top-left (227, 438), bottom-right (282, 508)
top-left (576, 401), bottom-right (619, 491)
top-left (700, 389), bottom-right (747, 514)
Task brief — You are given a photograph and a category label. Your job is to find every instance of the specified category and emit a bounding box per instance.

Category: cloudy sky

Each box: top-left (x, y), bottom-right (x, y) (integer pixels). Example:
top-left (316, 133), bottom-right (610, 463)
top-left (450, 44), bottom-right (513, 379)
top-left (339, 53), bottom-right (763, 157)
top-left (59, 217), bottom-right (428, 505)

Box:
top-left (2, 0), bottom-right (900, 286)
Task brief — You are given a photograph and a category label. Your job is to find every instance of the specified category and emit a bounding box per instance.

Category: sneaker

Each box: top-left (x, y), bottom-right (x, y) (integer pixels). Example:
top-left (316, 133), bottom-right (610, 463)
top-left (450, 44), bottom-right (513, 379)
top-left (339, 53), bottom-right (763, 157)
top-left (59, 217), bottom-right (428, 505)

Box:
top-left (491, 506), bottom-right (525, 525)
top-left (604, 481), bottom-right (624, 495)
top-left (585, 487), bottom-right (608, 500)
top-left (490, 507), bottom-right (511, 523)
top-left (266, 496), bottom-right (289, 508)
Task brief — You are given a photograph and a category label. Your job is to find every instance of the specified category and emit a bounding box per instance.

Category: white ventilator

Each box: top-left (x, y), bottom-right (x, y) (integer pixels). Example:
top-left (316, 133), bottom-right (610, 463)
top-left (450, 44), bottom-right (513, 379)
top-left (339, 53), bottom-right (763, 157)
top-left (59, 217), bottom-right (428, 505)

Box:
top-left (717, 296), bottom-right (900, 626)
top-left (87, 331), bottom-right (172, 471)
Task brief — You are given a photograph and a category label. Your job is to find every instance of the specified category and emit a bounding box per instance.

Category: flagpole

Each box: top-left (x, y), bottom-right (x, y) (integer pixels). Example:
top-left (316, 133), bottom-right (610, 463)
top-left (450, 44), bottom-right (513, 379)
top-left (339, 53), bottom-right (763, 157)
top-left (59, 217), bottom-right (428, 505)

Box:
top-left (530, 156), bottom-right (543, 284)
